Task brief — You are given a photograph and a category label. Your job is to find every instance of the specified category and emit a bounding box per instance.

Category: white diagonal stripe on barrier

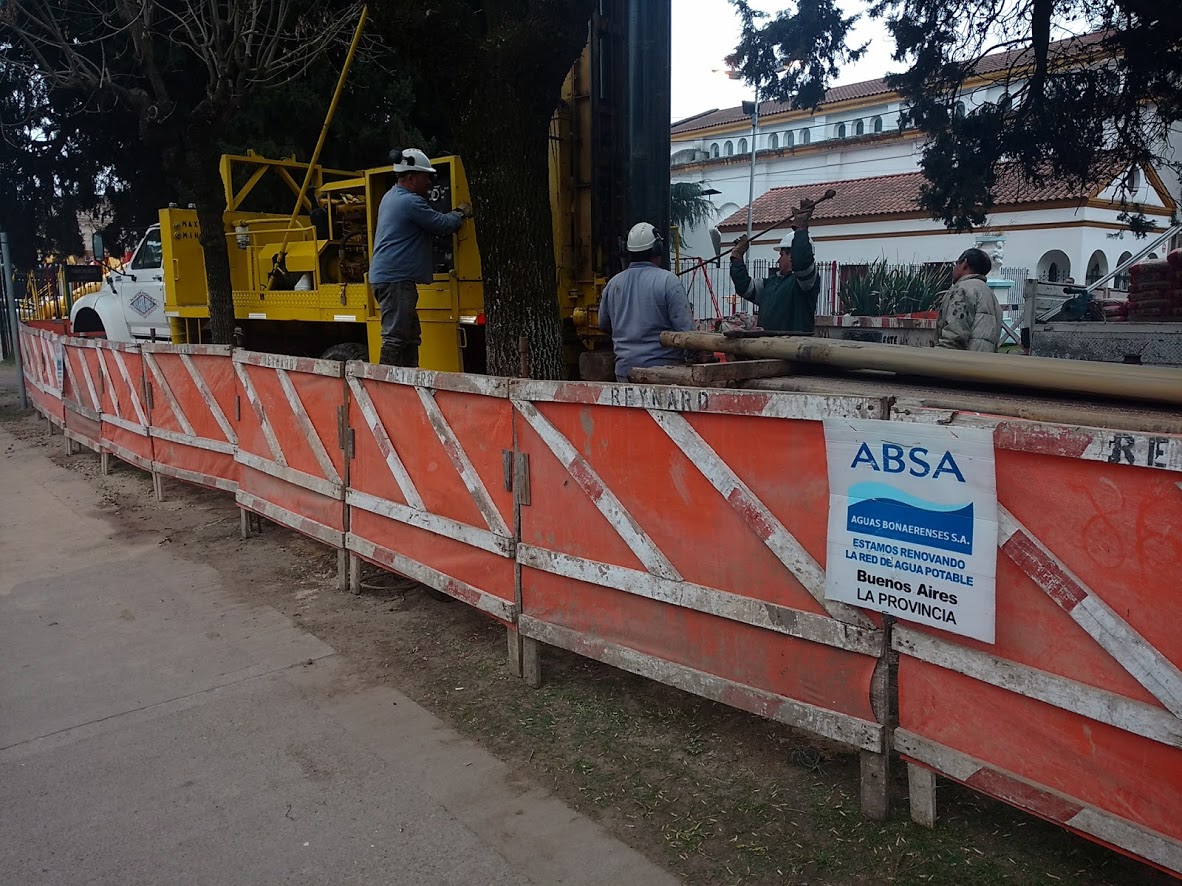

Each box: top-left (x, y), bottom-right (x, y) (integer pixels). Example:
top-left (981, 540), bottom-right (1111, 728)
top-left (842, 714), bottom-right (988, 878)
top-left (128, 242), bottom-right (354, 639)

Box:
top-left (276, 367), bottom-right (340, 485)
top-left (147, 353), bottom-right (197, 438)
top-left (76, 347), bottom-right (100, 412)
top-left (999, 505), bottom-right (1182, 719)
top-left (513, 399), bottom-right (681, 581)
top-left (62, 349), bottom-right (81, 403)
top-left (651, 409), bottom-right (875, 629)
top-left (112, 349), bottom-right (148, 427)
top-left (181, 353), bottom-right (235, 444)
top-left (95, 350), bottom-right (121, 418)
top-left (416, 386), bottom-right (511, 538)
top-left (347, 375), bottom-right (425, 512)
top-left (234, 361), bottom-right (286, 467)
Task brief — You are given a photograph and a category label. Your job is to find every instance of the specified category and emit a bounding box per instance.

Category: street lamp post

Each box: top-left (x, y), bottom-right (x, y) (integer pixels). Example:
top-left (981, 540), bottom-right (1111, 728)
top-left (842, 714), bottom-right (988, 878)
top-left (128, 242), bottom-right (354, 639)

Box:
top-left (741, 88), bottom-right (760, 246)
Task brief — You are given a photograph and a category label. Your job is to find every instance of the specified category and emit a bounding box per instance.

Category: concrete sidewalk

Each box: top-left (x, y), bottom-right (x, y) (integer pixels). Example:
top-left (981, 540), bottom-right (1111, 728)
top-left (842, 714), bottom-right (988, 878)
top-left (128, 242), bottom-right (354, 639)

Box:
top-left (0, 419), bottom-right (678, 886)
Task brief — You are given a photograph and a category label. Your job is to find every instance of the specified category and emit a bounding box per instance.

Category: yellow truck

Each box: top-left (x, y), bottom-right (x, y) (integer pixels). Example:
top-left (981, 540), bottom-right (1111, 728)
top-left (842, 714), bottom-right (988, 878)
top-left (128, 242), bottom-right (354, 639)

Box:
top-left (73, 3), bottom-right (671, 374)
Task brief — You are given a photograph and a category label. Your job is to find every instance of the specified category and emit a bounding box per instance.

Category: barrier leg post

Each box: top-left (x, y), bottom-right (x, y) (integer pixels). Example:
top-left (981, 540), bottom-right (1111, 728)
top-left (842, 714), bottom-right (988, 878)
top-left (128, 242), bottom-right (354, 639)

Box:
top-left (348, 553), bottom-right (361, 595)
top-left (64, 435), bottom-right (73, 456)
top-left (860, 619), bottom-right (893, 820)
top-left (45, 415), bottom-right (53, 435)
top-left (336, 550), bottom-right (348, 593)
top-left (506, 627), bottom-right (523, 678)
top-left (521, 636), bottom-right (541, 688)
top-left (152, 471), bottom-right (165, 502)
top-left (100, 452), bottom-right (110, 476)
top-left (240, 507), bottom-right (251, 540)
top-left (908, 763), bottom-right (937, 828)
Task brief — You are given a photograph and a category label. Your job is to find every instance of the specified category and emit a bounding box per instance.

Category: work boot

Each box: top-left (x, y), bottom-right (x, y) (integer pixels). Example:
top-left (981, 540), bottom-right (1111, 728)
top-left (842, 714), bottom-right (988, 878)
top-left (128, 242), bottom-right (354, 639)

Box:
top-left (379, 342), bottom-right (402, 366)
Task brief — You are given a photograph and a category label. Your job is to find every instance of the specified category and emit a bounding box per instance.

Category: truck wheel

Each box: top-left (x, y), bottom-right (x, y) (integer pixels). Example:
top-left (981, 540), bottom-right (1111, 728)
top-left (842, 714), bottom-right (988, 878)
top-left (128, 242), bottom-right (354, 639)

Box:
top-left (320, 342), bottom-right (369, 362)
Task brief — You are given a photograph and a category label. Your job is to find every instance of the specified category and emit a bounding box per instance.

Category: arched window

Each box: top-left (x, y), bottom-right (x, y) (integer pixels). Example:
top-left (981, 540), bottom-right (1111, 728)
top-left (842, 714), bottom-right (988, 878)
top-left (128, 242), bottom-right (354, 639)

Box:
top-left (737, 137), bottom-right (748, 153)
top-left (724, 140), bottom-right (733, 156)
top-left (836, 123), bottom-right (847, 139)
top-left (801, 128), bottom-right (811, 145)
top-left (872, 116), bottom-right (883, 133)
top-left (710, 143), bottom-right (719, 158)
top-left (1115, 251), bottom-right (1133, 290)
top-left (1086, 250), bottom-right (1109, 286)
top-left (1037, 250), bottom-right (1071, 282)
top-left (954, 101), bottom-right (966, 118)
top-left (768, 133), bottom-right (779, 150)
top-left (855, 120), bottom-right (864, 136)
top-left (786, 130), bottom-right (794, 147)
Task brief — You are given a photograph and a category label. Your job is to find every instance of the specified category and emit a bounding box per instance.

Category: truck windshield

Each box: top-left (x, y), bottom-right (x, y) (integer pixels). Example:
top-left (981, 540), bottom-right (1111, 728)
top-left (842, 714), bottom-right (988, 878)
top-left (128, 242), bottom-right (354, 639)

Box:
top-left (130, 230), bottom-right (163, 270)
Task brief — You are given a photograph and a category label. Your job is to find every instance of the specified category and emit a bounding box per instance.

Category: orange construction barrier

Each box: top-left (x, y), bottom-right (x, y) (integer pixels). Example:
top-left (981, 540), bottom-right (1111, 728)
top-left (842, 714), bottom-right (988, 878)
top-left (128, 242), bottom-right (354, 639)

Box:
top-left (143, 343), bottom-right (237, 494)
top-left (509, 379), bottom-right (893, 815)
top-left (233, 351), bottom-right (347, 552)
top-left (19, 325), bottom-right (64, 428)
top-left (95, 339), bottom-right (153, 474)
top-left (889, 407), bottom-right (1182, 877)
top-left (60, 337), bottom-right (104, 453)
top-left (345, 364), bottom-right (516, 622)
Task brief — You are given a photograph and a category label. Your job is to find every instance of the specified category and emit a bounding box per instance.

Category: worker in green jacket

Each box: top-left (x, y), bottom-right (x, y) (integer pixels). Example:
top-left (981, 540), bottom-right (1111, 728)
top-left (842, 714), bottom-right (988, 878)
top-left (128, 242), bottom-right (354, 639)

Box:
top-left (729, 203), bottom-right (819, 333)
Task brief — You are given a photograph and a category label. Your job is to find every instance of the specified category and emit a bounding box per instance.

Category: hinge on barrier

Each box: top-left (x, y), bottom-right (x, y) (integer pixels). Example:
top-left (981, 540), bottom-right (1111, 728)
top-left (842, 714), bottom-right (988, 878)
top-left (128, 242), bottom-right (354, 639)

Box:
top-left (502, 449), bottom-right (513, 491)
top-left (338, 405), bottom-right (355, 459)
top-left (142, 377), bottom-right (154, 410)
top-left (514, 452), bottom-right (531, 507)
top-left (234, 394), bottom-right (241, 421)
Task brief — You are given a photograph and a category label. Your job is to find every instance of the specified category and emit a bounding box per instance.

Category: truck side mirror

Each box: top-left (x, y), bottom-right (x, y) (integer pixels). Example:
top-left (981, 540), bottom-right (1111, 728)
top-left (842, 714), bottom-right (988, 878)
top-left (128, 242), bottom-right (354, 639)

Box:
top-left (92, 232), bottom-right (106, 261)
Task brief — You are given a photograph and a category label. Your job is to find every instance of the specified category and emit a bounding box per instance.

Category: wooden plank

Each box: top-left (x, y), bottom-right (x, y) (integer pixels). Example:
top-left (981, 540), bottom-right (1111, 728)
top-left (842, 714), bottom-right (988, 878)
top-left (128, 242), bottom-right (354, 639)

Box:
top-left (907, 763), bottom-right (938, 827)
top-left (629, 359), bottom-right (797, 388)
top-left (518, 615), bottom-right (884, 752)
top-left (517, 543), bottom-right (884, 654)
top-left (893, 625), bottom-right (1182, 748)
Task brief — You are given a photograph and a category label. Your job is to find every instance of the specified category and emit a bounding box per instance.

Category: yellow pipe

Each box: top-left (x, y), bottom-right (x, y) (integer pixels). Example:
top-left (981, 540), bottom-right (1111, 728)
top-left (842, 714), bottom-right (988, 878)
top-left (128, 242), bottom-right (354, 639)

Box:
top-left (276, 5), bottom-right (369, 261)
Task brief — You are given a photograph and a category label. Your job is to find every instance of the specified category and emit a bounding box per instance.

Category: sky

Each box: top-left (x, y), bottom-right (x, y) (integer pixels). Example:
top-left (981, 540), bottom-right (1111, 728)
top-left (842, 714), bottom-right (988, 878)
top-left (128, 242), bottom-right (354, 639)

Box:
top-left (671, 0), bottom-right (899, 122)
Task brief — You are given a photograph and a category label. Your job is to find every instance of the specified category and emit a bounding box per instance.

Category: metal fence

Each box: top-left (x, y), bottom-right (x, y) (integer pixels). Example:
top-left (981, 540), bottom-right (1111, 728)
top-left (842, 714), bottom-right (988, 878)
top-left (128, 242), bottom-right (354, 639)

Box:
top-left (677, 258), bottom-right (1030, 321)
top-left (677, 258), bottom-right (838, 319)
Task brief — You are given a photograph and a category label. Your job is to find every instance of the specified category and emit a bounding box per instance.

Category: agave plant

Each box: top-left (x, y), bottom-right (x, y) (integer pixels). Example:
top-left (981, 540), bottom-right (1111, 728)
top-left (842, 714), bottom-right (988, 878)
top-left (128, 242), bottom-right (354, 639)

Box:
top-left (839, 260), bottom-right (951, 315)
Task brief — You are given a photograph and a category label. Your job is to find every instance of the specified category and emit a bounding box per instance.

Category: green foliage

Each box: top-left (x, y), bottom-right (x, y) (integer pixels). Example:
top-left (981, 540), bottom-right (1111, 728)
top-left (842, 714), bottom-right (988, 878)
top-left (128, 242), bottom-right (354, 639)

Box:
top-left (727, 0), bottom-right (866, 110)
top-left (728, 0), bottom-right (1182, 232)
top-left (839, 260), bottom-right (951, 315)
top-left (669, 182), bottom-right (717, 231)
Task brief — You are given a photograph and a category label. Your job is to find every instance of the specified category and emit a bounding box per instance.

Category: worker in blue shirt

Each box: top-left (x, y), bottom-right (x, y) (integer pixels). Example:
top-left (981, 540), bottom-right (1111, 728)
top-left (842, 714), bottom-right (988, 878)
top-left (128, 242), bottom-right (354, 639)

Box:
top-left (598, 223), bottom-right (695, 382)
top-left (369, 148), bottom-right (471, 366)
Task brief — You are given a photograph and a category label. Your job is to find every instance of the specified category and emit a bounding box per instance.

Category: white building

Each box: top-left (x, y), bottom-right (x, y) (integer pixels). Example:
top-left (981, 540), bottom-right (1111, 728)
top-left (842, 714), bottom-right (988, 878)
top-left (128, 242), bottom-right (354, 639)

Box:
top-left (671, 34), bottom-right (1181, 284)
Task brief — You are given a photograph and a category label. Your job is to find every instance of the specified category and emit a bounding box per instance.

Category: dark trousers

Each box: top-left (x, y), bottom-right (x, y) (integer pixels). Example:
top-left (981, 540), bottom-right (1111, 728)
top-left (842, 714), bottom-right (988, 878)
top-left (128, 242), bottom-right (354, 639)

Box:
top-left (374, 281), bottom-right (421, 366)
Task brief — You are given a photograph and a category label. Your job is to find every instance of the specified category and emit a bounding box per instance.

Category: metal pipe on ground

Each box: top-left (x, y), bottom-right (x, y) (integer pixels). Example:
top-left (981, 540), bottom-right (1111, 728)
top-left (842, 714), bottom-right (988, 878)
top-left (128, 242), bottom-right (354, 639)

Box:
top-left (659, 331), bottom-right (1182, 408)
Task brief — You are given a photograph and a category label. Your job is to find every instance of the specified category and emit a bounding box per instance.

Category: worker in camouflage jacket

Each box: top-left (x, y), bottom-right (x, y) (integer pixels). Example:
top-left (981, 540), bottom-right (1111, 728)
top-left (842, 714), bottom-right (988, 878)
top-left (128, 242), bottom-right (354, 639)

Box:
top-left (936, 248), bottom-right (1004, 352)
top-left (728, 203), bottom-right (819, 333)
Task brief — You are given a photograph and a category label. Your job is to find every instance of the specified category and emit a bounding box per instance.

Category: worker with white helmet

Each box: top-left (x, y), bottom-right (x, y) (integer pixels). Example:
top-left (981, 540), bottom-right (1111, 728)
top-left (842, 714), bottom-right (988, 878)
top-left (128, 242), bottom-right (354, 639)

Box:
top-left (369, 148), bottom-right (472, 366)
top-left (729, 201), bottom-right (819, 333)
top-left (597, 222), bottom-right (695, 382)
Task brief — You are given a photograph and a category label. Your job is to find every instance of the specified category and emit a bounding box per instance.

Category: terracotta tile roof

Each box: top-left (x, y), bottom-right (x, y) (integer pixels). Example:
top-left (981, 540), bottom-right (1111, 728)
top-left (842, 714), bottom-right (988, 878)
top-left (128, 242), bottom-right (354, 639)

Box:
top-left (673, 31), bottom-right (1109, 136)
top-left (715, 161), bottom-right (1117, 231)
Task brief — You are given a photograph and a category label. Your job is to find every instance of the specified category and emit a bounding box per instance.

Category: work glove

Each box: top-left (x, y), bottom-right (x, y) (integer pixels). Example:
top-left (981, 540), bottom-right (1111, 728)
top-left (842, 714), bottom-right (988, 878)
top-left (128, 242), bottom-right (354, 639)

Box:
top-left (730, 234), bottom-right (750, 260)
top-left (454, 202), bottom-right (474, 219)
top-left (790, 206), bottom-right (814, 231)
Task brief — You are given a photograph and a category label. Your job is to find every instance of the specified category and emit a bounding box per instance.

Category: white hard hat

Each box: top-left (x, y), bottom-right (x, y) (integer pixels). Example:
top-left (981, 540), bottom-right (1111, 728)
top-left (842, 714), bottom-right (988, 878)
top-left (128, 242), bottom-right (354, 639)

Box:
top-left (392, 148), bottom-right (436, 174)
top-left (777, 232), bottom-right (794, 250)
top-left (627, 222), bottom-right (662, 253)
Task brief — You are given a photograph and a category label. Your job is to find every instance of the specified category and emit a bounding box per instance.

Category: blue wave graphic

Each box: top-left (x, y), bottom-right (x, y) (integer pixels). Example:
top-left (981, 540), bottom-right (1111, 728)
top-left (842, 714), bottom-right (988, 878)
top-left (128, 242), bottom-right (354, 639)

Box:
top-left (848, 482), bottom-right (967, 512)
top-left (846, 490), bottom-right (974, 554)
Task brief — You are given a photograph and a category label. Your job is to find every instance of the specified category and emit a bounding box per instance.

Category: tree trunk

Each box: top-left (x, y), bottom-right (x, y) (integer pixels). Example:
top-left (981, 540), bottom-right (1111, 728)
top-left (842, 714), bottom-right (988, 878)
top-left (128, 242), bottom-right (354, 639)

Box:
top-left (461, 95), bottom-right (565, 380)
top-left (186, 145), bottom-right (235, 345)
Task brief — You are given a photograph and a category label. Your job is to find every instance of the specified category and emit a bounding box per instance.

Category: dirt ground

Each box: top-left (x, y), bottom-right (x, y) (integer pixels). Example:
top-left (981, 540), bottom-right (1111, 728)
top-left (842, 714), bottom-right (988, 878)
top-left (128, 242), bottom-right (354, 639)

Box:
top-left (1, 375), bottom-right (1166, 886)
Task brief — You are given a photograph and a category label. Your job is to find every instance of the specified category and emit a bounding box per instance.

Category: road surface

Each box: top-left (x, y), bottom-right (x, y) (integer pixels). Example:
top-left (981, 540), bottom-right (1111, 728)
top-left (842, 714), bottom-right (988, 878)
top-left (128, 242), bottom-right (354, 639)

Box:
top-left (0, 413), bottom-right (678, 886)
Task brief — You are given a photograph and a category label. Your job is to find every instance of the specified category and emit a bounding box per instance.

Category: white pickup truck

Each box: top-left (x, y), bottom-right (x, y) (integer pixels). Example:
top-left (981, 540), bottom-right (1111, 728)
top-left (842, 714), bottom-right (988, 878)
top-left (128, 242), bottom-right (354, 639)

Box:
top-left (70, 226), bottom-right (171, 342)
